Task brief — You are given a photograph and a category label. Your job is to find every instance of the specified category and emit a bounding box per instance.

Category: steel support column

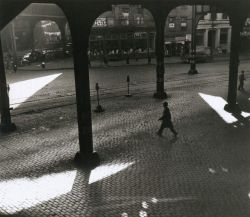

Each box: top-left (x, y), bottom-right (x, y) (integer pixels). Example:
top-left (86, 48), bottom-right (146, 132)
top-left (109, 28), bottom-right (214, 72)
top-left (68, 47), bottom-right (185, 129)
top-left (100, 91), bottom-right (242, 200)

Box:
top-left (0, 36), bottom-right (16, 133)
top-left (153, 12), bottom-right (167, 99)
top-left (224, 16), bottom-right (242, 112)
top-left (70, 19), bottom-right (100, 167)
top-left (188, 5), bottom-right (198, 74)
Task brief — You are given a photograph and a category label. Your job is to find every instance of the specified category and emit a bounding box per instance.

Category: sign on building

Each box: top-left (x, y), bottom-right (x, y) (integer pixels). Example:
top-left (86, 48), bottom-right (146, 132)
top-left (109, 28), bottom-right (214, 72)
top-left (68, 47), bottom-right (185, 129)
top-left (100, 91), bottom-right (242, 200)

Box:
top-left (94, 18), bottom-right (107, 27)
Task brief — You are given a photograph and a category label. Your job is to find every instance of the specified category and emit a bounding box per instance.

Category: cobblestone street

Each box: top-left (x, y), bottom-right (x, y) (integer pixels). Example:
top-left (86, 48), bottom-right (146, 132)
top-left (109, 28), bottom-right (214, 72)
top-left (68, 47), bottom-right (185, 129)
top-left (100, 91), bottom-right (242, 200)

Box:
top-left (1, 61), bottom-right (250, 216)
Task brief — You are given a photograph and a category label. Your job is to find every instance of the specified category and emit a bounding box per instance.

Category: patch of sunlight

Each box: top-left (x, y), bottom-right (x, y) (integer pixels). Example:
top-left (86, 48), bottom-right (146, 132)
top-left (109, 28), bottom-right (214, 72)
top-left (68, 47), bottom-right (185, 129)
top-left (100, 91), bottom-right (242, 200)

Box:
top-left (9, 73), bottom-right (62, 109)
top-left (142, 201), bottom-right (149, 209)
top-left (89, 162), bottom-right (134, 184)
top-left (199, 93), bottom-right (250, 123)
top-left (199, 93), bottom-right (238, 123)
top-left (241, 111), bottom-right (250, 118)
top-left (0, 170), bottom-right (76, 214)
top-left (139, 210), bottom-right (148, 217)
top-left (151, 197), bottom-right (158, 203)
top-left (121, 212), bottom-right (129, 217)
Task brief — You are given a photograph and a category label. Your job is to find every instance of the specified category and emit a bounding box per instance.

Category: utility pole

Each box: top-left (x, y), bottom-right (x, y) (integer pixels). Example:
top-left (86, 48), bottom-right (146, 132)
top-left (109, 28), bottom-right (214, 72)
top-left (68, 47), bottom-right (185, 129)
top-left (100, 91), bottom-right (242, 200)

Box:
top-left (10, 21), bottom-right (17, 66)
top-left (188, 5), bottom-right (198, 74)
top-left (210, 7), bottom-right (216, 60)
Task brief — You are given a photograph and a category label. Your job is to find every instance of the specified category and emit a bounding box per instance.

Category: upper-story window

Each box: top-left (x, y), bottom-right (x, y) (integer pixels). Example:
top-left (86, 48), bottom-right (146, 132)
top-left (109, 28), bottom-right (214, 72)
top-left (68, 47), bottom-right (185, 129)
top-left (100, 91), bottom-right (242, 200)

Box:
top-left (180, 17), bottom-right (187, 30)
top-left (211, 12), bottom-right (217, 20)
top-left (168, 17), bottom-right (175, 29)
top-left (222, 13), bottom-right (228, 19)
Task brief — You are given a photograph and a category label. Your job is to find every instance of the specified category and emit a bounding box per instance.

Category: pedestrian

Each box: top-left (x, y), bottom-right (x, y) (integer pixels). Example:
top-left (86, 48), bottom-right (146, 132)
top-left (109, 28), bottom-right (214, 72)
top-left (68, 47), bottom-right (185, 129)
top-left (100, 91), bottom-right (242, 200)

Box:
top-left (238, 70), bottom-right (246, 91)
top-left (157, 102), bottom-right (178, 137)
top-left (13, 63), bottom-right (17, 73)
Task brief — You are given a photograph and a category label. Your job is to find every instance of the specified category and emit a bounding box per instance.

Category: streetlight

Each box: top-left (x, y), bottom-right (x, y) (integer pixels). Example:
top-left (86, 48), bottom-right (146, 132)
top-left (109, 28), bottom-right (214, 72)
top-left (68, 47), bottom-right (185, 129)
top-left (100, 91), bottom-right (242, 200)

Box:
top-left (188, 5), bottom-right (211, 74)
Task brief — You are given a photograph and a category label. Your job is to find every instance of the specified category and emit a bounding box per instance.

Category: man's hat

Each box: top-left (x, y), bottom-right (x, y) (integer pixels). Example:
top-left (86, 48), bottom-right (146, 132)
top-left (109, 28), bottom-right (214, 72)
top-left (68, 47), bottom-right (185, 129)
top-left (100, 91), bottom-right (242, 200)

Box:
top-left (163, 101), bottom-right (168, 106)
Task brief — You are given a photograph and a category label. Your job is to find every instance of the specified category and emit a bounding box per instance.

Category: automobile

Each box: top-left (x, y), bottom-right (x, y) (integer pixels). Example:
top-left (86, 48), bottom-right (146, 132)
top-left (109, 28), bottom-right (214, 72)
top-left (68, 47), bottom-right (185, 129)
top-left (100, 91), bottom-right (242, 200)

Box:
top-left (65, 42), bottom-right (73, 56)
top-left (181, 48), bottom-right (212, 63)
top-left (21, 50), bottom-right (44, 65)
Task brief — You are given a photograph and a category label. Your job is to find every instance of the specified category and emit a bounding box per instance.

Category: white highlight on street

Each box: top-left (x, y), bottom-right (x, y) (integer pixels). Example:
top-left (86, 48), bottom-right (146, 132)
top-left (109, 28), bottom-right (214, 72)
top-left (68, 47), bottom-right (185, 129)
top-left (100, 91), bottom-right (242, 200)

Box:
top-left (0, 170), bottom-right (76, 214)
top-left (89, 162), bottom-right (134, 184)
top-left (9, 73), bottom-right (62, 109)
top-left (151, 197), bottom-right (158, 203)
top-left (208, 168), bottom-right (216, 174)
top-left (199, 93), bottom-right (250, 124)
top-left (142, 201), bottom-right (149, 209)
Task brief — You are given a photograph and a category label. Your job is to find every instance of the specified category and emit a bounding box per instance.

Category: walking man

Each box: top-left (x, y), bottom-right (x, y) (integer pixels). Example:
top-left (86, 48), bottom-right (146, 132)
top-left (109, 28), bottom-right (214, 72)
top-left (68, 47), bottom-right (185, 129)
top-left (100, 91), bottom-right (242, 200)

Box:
top-left (238, 70), bottom-right (246, 91)
top-left (157, 102), bottom-right (178, 137)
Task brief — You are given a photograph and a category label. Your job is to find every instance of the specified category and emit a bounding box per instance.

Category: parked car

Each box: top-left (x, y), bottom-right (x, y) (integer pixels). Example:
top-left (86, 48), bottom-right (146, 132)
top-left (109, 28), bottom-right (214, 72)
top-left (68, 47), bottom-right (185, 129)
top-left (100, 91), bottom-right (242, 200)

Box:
top-left (21, 50), bottom-right (44, 65)
top-left (65, 43), bottom-right (73, 56)
top-left (181, 48), bottom-right (212, 63)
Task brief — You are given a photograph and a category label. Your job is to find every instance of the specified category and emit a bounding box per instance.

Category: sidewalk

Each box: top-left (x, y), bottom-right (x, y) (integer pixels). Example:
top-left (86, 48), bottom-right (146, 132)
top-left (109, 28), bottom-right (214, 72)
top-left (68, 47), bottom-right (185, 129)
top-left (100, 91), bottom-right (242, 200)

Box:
top-left (13, 54), bottom-right (250, 72)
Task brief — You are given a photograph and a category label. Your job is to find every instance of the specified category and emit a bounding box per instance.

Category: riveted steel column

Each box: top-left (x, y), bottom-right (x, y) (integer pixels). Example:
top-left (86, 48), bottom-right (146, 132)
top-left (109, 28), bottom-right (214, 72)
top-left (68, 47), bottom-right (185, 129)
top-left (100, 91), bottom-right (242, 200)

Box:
top-left (0, 36), bottom-right (16, 133)
top-left (69, 13), bottom-right (100, 167)
top-left (224, 16), bottom-right (242, 112)
top-left (153, 12), bottom-right (167, 99)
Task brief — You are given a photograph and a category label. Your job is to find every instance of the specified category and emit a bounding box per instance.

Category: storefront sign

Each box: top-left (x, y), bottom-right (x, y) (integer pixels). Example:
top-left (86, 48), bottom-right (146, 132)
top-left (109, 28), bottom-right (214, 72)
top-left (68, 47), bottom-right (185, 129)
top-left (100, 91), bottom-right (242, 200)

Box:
top-left (94, 18), bottom-right (107, 27)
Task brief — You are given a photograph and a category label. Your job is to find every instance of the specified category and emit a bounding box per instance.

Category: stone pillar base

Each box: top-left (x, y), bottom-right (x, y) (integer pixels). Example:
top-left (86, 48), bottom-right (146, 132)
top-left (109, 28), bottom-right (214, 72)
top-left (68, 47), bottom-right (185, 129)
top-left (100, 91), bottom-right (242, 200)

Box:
top-left (74, 152), bottom-right (100, 168)
top-left (153, 91), bottom-right (167, 99)
top-left (0, 123), bottom-right (16, 133)
top-left (224, 103), bottom-right (240, 113)
top-left (188, 68), bottom-right (198, 75)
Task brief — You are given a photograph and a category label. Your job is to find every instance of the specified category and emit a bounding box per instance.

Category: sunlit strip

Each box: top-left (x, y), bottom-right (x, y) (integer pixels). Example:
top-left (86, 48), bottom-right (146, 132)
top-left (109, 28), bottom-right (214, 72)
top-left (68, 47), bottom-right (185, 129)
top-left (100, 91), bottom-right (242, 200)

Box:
top-left (0, 170), bottom-right (76, 214)
top-left (9, 73), bottom-right (62, 109)
top-left (89, 162), bottom-right (134, 184)
top-left (199, 93), bottom-right (250, 124)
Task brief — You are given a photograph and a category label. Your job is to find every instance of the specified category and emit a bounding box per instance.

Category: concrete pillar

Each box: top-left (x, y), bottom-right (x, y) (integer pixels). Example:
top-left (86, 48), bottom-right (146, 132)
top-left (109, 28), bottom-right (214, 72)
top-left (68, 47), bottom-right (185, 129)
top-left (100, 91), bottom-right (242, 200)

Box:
top-left (227, 27), bottom-right (232, 53)
top-left (153, 13), bottom-right (167, 99)
top-left (204, 29), bottom-right (209, 47)
top-left (224, 17), bottom-right (242, 112)
top-left (0, 36), bottom-right (16, 133)
top-left (215, 28), bottom-right (221, 48)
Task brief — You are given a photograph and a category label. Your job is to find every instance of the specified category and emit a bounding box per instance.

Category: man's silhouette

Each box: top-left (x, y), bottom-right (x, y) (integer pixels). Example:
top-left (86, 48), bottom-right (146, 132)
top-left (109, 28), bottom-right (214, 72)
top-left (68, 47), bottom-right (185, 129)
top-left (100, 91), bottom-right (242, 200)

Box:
top-left (157, 102), bottom-right (178, 137)
top-left (238, 70), bottom-right (246, 91)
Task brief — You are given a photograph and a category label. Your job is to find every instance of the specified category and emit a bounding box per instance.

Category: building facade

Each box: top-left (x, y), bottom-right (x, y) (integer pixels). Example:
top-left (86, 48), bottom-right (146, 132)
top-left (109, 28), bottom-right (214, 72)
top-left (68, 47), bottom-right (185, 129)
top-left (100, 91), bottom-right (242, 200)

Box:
top-left (89, 5), bottom-right (155, 60)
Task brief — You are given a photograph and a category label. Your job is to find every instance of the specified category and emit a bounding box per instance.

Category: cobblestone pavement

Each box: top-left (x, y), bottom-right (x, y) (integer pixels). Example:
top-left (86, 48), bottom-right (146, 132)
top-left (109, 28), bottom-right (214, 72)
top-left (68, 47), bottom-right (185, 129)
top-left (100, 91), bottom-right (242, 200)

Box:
top-left (1, 62), bottom-right (250, 217)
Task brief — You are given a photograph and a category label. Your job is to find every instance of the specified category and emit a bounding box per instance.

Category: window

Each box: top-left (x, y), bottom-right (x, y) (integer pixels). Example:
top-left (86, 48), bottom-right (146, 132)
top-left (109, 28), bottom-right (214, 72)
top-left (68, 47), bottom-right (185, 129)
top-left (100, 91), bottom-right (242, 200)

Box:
top-left (180, 17), bottom-right (187, 30)
top-left (222, 13), bottom-right (228, 19)
top-left (211, 12), bottom-right (217, 20)
top-left (220, 28), bottom-right (228, 44)
top-left (196, 29), bottom-right (204, 46)
top-left (168, 17), bottom-right (175, 28)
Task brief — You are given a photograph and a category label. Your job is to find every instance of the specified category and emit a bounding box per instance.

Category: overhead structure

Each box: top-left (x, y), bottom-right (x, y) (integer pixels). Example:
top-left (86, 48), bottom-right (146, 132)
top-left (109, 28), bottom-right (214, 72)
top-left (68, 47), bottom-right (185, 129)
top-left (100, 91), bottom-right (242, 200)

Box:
top-left (0, 0), bottom-right (249, 166)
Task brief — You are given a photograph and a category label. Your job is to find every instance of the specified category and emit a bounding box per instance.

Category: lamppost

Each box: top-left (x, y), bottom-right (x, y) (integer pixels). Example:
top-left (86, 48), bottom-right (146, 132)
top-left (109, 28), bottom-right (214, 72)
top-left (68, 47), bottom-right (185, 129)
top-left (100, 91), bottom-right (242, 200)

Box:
top-left (188, 5), bottom-right (211, 74)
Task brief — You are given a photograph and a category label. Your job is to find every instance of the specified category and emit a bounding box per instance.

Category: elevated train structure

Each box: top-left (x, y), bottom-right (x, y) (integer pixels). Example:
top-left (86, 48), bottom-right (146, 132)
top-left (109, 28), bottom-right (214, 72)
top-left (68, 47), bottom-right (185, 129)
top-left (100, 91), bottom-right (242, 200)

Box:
top-left (0, 0), bottom-right (249, 166)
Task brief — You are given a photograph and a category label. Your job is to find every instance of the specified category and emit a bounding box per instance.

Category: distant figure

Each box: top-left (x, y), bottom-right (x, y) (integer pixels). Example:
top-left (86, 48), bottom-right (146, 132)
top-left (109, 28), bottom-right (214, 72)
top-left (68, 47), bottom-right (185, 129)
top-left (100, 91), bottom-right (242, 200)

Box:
top-left (126, 54), bottom-right (130, 64)
top-left (148, 55), bottom-right (151, 64)
top-left (238, 70), bottom-right (246, 91)
top-left (103, 56), bottom-right (108, 66)
top-left (157, 102), bottom-right (178, 137)
top-left (13, 63), bottom-right (17, 73)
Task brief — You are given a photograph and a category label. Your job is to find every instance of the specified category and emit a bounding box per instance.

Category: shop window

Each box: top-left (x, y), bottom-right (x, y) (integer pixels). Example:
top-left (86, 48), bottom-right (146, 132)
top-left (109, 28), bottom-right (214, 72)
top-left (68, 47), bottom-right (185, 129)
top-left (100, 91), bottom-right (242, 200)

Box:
top-left (196, 30), bottom-right (204, 46)
top-left (180, 17), bottom-right (187, 31)
top-left (168, 17), bottom-right (175, 29)
top-left (220, 28), bottom-right (228, 44)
